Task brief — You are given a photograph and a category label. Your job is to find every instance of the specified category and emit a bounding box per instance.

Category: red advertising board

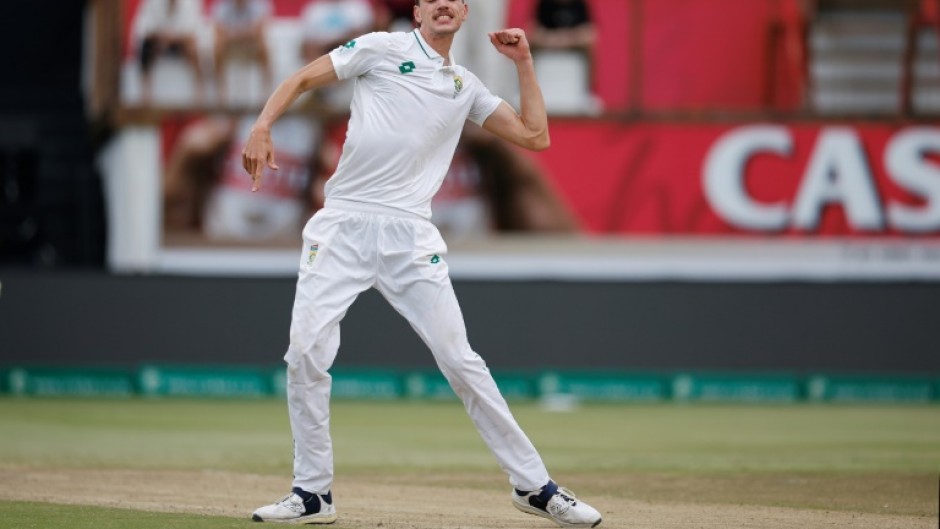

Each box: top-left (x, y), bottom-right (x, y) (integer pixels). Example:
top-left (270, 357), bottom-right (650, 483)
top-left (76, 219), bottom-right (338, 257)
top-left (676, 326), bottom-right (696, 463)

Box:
top-left (532, 121), bottom-right (940, 238)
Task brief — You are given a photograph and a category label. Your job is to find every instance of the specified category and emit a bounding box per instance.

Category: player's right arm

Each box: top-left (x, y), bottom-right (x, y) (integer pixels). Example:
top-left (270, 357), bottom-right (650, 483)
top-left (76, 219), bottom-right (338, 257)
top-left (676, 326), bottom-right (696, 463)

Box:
top-left (242, 55), bottom-right (339, 192)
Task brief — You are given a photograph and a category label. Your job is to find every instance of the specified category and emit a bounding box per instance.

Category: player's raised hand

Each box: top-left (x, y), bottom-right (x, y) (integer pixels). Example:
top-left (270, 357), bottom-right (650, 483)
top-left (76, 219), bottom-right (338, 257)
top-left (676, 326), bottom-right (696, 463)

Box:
top-left (488, 29), bottom-right (531, 63)
top-left (242, 126), bottom-right (279, 192)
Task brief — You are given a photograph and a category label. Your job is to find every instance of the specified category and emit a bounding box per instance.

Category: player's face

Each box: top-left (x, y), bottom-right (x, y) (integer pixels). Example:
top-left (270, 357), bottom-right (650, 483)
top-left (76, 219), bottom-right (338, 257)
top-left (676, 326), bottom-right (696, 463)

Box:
top-left (414, 0), bottom-right (468, 36)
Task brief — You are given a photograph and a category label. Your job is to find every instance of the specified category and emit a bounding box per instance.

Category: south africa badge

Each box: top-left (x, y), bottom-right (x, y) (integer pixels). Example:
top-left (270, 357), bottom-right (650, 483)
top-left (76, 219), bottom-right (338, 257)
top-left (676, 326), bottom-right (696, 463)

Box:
top-left (453, 75), bottom-right (464, 99)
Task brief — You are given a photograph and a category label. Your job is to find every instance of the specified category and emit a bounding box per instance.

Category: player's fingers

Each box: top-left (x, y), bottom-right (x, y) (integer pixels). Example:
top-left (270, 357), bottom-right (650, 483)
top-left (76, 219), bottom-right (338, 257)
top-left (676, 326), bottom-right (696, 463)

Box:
top-left (494, 29), bottom-right (520, 45)
top-left (242, 150), bottom-right (251, 175)
top-left (251, 166), bottom-right (263, 192)
top-left (267, 152), bottom-right (279, 171)
top-left (488, 32), bottom-right (501, 47)
top-left (242, 148), bottom-right (265, 191)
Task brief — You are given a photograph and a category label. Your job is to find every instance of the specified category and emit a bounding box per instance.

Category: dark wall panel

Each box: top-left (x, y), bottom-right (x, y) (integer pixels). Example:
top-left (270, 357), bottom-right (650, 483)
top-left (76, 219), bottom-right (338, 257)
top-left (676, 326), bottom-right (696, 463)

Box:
top-left (0, 270), bottom-right (937, 374)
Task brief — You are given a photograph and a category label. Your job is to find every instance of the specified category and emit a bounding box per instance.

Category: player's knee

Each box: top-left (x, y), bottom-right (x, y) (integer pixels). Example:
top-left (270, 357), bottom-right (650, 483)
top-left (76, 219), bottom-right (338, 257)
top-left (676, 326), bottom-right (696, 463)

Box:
top-left (286, 355), bottom-right (331, 385)
top-left (437, 349), bottom-right (487, 381)
top-left (284, 342), bottom-right (335, 384)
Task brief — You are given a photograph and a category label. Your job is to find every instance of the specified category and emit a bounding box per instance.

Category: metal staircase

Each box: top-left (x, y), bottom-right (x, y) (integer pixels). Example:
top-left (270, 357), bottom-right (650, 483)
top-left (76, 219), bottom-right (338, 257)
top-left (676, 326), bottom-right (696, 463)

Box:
top-left (810, 9), bottom-right (907, 114)
top-left (808, 0), bottom-right (940, 115)
top-left (913, 28), bottom-right (940, 112)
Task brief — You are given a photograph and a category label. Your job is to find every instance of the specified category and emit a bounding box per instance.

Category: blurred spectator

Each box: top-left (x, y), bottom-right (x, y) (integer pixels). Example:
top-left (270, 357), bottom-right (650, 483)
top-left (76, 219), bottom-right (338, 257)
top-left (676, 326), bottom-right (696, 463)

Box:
top-left (442, 124), bottom-right (578, 235)
top-left (300, 0), bottom-right (376, 111)
top-left (529, 0), bottom-right (599, 114)
top-left (375, 0), bottom-right (417, 32)
top-left (132, 0), bottom-right (206, 105)
top-left (211, 0), bottom-right (274, 105)
top-left (163, 113), bottom-right (324, 241)
top-left (300, 0), bottom-right (376, 62)
top-left (163, 116), bottom-right (232, 232)
top-left (531, 0), bottom-right (596, 53)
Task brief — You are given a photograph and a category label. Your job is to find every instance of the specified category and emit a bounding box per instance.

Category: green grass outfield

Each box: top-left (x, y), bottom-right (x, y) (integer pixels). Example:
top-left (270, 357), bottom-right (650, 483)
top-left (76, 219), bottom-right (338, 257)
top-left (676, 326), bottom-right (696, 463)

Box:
top-left (0, 398), bottom-right (938, 528)
top-left (1, 502), bottom-right (257, 529)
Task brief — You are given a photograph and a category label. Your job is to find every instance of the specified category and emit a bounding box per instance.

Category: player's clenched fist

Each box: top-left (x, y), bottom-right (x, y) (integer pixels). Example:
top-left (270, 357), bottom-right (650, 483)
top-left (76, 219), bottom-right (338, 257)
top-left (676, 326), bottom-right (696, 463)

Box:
top-left (242, 126), bottom-right (279, 192)
top-left (488, 29), bottom-right (531, 63)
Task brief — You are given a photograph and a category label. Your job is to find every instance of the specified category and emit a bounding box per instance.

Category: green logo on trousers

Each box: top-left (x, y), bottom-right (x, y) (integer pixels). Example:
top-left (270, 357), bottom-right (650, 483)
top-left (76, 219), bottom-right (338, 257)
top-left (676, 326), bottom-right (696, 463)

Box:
top-left (430, 254), bottom-right (441, 264)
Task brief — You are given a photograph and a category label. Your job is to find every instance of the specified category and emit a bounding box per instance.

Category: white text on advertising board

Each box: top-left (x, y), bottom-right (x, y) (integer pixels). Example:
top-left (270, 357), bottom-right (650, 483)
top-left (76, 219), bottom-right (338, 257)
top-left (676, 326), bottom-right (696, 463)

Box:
top-left (704, 126), bottom-right (940, 233)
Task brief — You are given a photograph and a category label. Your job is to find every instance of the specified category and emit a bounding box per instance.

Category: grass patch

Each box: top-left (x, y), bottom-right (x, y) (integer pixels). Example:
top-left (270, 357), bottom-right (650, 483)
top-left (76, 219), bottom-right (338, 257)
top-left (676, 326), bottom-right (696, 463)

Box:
top-left (0, 501), bottom-right (257, 529)
top-left (0, 399), bottom-right (938, 518)
top-left (1, 398), bottom-right (937, 475)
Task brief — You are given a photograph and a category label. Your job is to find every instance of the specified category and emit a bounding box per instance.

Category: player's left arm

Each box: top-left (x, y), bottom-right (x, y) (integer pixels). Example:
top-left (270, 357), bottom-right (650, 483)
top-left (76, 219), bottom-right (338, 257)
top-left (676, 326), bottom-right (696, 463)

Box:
top-left (482, 29), bottom-right (550, 152)
top-left (243, 55), bottom-right (339, 191)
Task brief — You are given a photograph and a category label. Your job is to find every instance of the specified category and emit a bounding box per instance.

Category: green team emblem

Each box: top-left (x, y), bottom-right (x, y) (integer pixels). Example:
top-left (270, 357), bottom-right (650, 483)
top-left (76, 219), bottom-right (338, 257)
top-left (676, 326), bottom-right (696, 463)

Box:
top-left (430, 254), bottom-right (441, 264)
top-left (343, 40), bottom-right (356, 49)
top-left (453, 75), bottom-right (464, 98)
top-left (399, 61), bottom-right (416, 74)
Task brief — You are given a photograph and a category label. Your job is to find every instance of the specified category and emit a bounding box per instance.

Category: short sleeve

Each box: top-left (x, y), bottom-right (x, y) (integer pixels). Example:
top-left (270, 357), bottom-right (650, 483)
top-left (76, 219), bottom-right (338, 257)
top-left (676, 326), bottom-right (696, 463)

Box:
top-left (328, 32), bottom-right (391, 81)
top-left (467, 74), bottom-right (504, 126)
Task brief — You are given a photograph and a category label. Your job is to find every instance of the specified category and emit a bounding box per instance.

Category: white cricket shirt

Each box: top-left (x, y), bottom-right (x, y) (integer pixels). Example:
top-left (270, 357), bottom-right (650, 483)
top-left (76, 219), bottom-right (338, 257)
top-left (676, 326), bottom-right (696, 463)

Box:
top-left (325, 30), bottom-right (503, 219)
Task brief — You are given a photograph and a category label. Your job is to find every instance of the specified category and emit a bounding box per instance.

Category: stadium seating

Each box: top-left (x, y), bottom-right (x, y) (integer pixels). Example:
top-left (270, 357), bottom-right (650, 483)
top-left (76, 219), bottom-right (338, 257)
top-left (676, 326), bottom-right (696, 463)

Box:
top-left (121, 17), bottom-right (306, 108)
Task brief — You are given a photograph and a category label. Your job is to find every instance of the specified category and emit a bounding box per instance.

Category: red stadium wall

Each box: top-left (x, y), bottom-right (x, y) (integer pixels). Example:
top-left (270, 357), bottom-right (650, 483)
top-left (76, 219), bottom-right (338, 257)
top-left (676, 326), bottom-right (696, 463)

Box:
top-left (506, 0), bottom-right (804, 112)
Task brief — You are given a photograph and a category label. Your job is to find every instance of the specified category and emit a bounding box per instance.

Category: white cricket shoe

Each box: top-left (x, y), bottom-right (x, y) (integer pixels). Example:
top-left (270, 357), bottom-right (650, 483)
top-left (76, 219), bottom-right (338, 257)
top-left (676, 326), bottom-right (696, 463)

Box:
top-left (512, 481), bottom-right (602, 528)
top-left (252, 488), bottom-right (337, 524)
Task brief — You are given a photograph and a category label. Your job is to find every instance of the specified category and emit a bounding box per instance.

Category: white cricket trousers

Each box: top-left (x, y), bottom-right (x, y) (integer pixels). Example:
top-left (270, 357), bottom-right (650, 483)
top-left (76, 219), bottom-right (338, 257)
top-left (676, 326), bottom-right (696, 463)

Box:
top-left (285, 202), bottom-right (550, 494)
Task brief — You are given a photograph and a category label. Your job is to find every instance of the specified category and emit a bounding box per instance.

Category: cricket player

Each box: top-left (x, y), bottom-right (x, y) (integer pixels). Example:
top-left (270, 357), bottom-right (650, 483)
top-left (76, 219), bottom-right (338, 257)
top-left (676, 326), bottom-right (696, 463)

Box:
top-left (244, 0), bottom-right (602, 526)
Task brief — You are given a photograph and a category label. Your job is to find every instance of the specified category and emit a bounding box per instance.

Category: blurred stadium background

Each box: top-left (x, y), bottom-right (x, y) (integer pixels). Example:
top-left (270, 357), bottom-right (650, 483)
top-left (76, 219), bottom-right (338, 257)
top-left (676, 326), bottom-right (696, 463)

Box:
top-left (1, 0), bottom-right (939, 403)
